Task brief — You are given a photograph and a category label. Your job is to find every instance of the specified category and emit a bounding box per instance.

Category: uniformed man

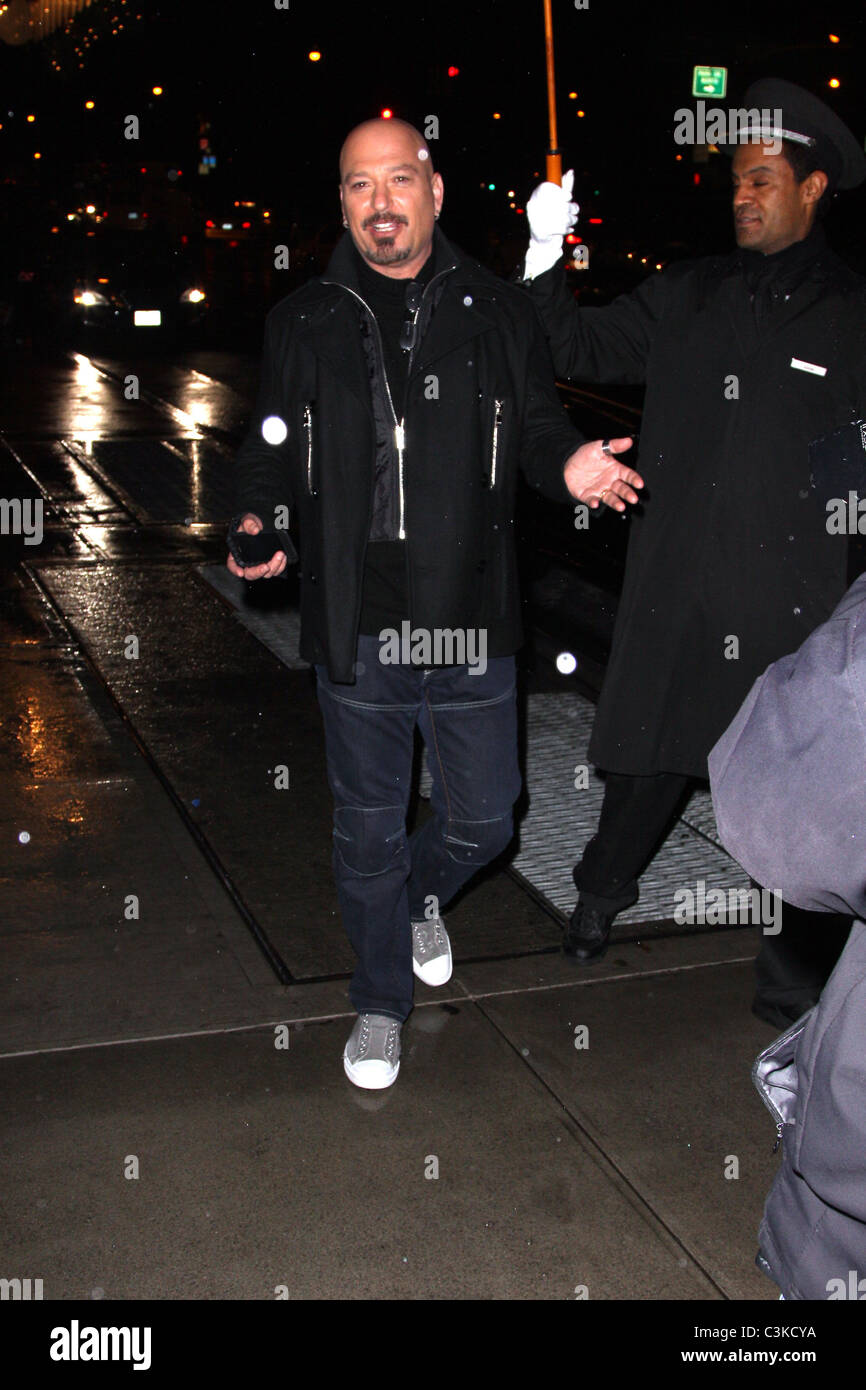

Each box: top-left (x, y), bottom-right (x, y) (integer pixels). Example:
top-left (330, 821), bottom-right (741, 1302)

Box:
top-left (520, 80), bottom-right (866, 1026)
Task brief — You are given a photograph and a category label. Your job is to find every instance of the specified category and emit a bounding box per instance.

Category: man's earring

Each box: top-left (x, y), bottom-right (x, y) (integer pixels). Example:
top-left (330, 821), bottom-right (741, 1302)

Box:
top-left (342, 218), bottom-right (348, 228)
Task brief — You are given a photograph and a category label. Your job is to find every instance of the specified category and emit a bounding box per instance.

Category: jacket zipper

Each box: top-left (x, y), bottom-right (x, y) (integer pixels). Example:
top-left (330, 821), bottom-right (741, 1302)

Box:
top-left (303, 403), bottom-right (314, 494)
top-left (490, 398), bottom-right (503, 488)
top-left (321, 264), bottom-right (456, 540)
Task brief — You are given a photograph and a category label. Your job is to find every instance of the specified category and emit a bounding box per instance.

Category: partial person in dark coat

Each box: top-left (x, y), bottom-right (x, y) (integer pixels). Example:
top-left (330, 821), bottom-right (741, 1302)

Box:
top-left (520, 79), bottom-right (866, 1021)
top-left (228, 118), bottom-right (642, 1090)
top-left (709, 571), bottom-right (866, 1299)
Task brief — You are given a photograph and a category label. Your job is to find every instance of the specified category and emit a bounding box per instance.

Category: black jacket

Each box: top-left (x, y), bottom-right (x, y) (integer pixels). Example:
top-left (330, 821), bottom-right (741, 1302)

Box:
top-left (524, 236), bottom-right (866, 776)
top-left (233, 227), bottom-right (584, 682)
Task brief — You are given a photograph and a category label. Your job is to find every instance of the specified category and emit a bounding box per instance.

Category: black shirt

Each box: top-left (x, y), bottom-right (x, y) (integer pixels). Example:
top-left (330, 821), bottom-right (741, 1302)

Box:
top-left (353, 246), bottom-right (436, 634)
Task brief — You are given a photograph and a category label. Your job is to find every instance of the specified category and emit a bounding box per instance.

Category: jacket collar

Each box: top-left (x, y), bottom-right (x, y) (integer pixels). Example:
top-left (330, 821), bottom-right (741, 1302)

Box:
top-left (308, 226), bottom-right (499, 403)
top-left (321, 223), bottom-right (461, 294)
top-left (719, 225), bottom-right (849, 354)
top-left (736, 223), bottom-right (827, 296)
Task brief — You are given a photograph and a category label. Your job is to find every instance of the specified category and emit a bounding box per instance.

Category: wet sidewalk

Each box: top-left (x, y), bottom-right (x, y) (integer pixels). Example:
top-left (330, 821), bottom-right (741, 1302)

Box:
top-left (0, 561), bottom-right (781, 1302)
top-left (0, 346), bottom-right (783, 1302)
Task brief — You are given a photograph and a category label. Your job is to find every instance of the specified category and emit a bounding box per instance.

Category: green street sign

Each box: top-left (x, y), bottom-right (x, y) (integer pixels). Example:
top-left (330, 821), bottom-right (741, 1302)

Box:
top-left (692, 66), bottom-right (727, 99)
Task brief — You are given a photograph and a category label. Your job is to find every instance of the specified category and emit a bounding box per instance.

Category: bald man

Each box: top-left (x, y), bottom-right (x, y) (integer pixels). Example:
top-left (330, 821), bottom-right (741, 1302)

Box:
top-left (230, 119), bottom-right (641, 1089)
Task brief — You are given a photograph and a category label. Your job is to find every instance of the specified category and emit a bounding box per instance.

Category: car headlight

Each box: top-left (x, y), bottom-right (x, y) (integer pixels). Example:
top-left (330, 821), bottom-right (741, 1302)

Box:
top-left (74, 289), bottom-right (109, 306)
top-left (180, 288), bottom-right (206, 303)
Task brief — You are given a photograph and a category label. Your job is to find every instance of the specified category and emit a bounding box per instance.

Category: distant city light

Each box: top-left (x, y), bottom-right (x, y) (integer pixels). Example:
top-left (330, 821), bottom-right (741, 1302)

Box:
top-left (829, 33), bottom-right (840, 43)
top-left (556, 652), bottom-right (577, 675)
top-left (152, 86), bottom-right (163, 96)
top-left (85, 204), bottom-right (95, 213)
top-left (447, 66), bottom-right (459, 77)
top-left (33, 151), bottom-right (41, 159)
top-left (487, 183), bottom-right (496, 190)
top-left (381, 108), bottom-right (393, 119)
top-left (568, 91), bottom-right (577, 99)
top-left (829, 77), bottom-right (841, 88)
top-left (85, 100), bottom-right (95, 109)
top-left (308, 51), bottom-right (321, 62)
top-left (492, 112), bottom-right (501, 119)
top-left (26, 113), bottom-right (35, 122)
top-left (577, 109), bottom-right (585, 117)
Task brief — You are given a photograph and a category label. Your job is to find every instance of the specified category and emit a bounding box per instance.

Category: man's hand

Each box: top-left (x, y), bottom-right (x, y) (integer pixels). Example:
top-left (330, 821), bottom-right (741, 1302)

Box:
top-left (226, 512), bottom-right (288, 579)
top-left (563, 437), bottom-right (643, 512)
top-left (524, 168), bottom-right (579, 280)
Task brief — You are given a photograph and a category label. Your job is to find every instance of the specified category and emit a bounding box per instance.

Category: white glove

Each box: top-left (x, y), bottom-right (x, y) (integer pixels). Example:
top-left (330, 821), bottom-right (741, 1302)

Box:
top-left (523, 168), bottom-right (579, 280)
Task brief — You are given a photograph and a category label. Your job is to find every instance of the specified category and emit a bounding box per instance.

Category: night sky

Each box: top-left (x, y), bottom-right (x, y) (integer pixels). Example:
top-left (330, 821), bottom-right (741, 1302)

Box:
top-left (2, 1), bottom-right (865, 267)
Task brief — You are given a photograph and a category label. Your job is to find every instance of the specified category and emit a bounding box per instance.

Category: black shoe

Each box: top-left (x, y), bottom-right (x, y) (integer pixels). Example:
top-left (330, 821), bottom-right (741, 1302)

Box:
top-left (751, 997), bottom-right (817, 1030)
top-left (563, 899), bottom-right (616, 963)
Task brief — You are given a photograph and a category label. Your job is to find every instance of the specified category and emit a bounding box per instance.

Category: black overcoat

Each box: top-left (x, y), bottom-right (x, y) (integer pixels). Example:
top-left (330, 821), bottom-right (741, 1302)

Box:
top-left (526, 241), bottom-right (866, 776)
top-left (233, 228), bottom-right (582, 683)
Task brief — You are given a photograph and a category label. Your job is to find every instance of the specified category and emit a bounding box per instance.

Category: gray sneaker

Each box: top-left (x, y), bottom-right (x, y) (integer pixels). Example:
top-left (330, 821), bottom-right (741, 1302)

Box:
top-left (343, 1012), bottom-right (402, 1090)
top-left (411, 915), bottom-right (453, 986)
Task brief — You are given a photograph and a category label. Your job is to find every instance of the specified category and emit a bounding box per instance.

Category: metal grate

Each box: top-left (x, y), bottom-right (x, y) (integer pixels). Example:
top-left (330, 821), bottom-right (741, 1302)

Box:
top-left (511, 693), bottom-right (749, 923)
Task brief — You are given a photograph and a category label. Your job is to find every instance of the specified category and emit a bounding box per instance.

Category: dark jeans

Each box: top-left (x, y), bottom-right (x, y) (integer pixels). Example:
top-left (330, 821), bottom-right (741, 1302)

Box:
top-left (574, 770), bottom-right (849, 1009)
top-left (315, 635), bottom-right (521, 1021)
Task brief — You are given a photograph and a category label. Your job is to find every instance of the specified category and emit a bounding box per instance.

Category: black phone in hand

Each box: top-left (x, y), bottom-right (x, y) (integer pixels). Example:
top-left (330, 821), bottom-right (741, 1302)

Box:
top-left (230, 530), bottom-right (285, 567)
